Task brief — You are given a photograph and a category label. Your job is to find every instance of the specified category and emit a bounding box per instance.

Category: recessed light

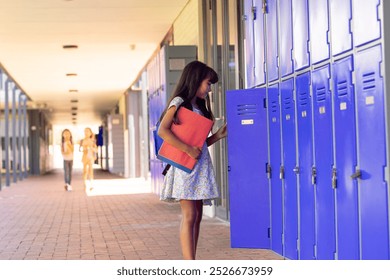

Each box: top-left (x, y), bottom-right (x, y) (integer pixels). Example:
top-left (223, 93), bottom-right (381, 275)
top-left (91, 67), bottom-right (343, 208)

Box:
top-left (69, 89), bottom-right (78, 93)
top-left (71, 107), bottom-right (77, 110)
top-left (66, 73), bottom-right (77, 77)
top-left (63, 45), bottom-right (78, 49)
top-left (70, 99), bottom-right (78, 103)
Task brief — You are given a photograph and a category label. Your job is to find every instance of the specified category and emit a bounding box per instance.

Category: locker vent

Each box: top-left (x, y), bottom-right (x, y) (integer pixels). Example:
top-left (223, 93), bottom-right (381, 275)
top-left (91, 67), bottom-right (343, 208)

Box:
top-left (316, 86), bottom-right (326, 102)
top-left (362, 72), bottom-right (376, 91)
top-left (271, 100), bottom-right (278, 113)
top-left (337, 80), bottom-right (348, 97)
top-left (298, 91), bottom-right (309, 106)
top-left (237, 104), bottom-right (257, 115)
top-left (283, 96), bottom-right (292, 110)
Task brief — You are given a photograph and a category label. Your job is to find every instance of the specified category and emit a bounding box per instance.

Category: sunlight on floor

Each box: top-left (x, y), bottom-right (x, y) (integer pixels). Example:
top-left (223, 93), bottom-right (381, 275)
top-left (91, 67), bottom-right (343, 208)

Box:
top-left (85, 177), bottom-right (152, 197)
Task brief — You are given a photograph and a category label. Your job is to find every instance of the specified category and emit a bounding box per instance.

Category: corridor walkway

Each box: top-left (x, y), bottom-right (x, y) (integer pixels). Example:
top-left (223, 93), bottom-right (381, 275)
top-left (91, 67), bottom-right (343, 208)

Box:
top-left (0, 168), bottom-right (283, 260)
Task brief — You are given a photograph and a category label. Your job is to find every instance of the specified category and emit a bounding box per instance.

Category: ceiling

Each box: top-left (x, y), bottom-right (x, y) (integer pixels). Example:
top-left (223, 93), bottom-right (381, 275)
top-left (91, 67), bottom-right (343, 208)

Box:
top-left (0, 0), bottom-right (189, 127)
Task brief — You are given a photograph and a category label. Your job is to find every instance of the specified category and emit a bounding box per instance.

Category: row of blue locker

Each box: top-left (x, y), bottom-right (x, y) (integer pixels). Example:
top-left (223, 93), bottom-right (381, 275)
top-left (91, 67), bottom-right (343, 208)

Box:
top-left (244, 0), bottom-right (383, 87)
top-left (227, 43), bottom-right (389, 259)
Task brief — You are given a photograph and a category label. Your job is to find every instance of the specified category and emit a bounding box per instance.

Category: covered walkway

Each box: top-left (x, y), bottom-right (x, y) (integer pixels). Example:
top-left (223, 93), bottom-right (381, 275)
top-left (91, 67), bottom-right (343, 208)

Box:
top-left (0, 169), bottom-right (283, 260)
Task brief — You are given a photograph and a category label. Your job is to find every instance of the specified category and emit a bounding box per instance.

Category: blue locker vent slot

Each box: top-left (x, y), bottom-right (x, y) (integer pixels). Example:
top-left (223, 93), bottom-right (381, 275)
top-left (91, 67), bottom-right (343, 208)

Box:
top-left (316, 86), bottom-right (326, 102)
top-left (298, 92), bottom-right (309, 106)
top-left (237, 104), bottom-right (257, 115)
top-left (271, 100), bottom-right (278, 113)
top-left (362, 72), bottom-right (376, 90)
top-left (283, 97), bottom-right (292, 110)
top-left (337, 81), bottom-right (348, 97)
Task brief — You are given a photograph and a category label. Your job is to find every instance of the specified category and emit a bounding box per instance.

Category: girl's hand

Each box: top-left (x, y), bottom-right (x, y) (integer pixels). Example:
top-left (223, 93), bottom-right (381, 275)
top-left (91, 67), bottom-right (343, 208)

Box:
top-left (186, 146), bottom-right (202, 160)
top-left (215, 123), bottom-right (227, 140)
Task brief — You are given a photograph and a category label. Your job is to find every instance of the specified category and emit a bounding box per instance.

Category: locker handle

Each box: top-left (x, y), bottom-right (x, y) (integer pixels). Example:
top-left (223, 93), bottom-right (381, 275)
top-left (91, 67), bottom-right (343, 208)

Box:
top-left (293, 166), bottom-right (300, 174)
top-left (262, 0), bottom-right (268, 13)
top-left (311, 167), bottom-right (317, 185)
top-left (332, 168), bottom-right (337, 189)
top-left (351, 169), bottom-right (362, 180)
top-left (279, 166), bottom-right (285, 180)
top-left (266, 163), bottom-right (272, 179)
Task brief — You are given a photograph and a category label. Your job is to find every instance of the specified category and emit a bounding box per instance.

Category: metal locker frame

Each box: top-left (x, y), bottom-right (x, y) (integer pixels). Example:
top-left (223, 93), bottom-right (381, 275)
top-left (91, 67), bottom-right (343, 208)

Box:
top-left (292, 0), bottom-right (310, 71)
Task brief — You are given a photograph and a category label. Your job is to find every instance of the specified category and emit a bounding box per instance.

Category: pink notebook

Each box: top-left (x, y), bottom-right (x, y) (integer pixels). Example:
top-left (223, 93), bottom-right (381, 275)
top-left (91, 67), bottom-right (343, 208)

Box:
top-left (157, 107), bottom-right (213, 173)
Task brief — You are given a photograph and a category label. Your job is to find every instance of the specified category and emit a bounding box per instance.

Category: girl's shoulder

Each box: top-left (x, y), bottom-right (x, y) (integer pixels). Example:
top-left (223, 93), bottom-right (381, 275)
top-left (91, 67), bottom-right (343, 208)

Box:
top-left (168, 97), bottom-right (184, 109)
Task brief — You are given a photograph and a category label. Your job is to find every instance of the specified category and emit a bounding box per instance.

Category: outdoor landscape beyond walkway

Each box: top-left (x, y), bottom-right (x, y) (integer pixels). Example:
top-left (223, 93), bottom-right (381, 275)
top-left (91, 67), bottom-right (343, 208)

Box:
top-left (0, 168), bottom-right (283, 260)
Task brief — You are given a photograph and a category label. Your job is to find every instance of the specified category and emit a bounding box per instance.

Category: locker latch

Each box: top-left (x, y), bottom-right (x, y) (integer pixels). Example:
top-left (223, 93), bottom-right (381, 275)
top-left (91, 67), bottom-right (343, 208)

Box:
top-left (262, 0), bottom-right (268, 13)
top-left (251, 6), bottom-right (257, 20)
top-left (311, 167), bottom-right (317, 185)
top-left (266, 163), bottom-right (272, 179)
top-left (332, 168), bottom-right (337, 189)
top-left (293, 166), bottom-right (300, 174)
top-left (351, 169), bottom-right (362, 180)
top-left (279, 166), bottom-right (285, 180)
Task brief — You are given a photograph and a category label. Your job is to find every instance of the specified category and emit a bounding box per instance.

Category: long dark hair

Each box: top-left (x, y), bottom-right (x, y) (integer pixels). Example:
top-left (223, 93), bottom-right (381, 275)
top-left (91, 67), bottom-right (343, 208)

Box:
top-left (160, 60), bottom-right (218, 123)
top-left (61, 129), bottom-right (73, 149)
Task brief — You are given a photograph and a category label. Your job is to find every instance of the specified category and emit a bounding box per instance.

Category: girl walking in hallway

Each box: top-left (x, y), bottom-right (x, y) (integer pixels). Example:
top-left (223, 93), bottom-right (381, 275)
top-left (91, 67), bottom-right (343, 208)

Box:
top-left (61, 129), bottom-right (74, 191)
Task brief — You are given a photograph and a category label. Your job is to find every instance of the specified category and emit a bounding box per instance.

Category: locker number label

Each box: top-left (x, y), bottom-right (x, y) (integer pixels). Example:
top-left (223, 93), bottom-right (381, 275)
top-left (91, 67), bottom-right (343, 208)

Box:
top-left (241, 119), bottom-right (254, 125)
top-left (340, 102), bottom-right (347, 111)
top-left (319, 106), bottom-right (326, 114)
top-left (365, 96), bottom-right (375, 105)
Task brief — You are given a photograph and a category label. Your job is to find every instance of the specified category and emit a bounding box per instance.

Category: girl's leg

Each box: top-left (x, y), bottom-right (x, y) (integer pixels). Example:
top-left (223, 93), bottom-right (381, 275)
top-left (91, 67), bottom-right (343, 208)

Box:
top-left (179, 200), bottom-right (202, 260)
top-left (68, 160), bottom-right (73, 185)
top-left (193, 200), bottom-right (203, 256)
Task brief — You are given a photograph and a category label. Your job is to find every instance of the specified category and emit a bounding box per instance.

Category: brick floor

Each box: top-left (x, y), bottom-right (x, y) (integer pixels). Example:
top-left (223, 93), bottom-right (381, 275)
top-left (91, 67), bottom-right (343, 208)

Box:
top-left (0, 168), bottom-right (284, 260)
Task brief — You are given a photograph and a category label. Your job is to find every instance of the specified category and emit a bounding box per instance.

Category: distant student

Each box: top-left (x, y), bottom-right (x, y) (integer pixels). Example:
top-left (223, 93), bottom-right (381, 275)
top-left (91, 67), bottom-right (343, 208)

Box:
top-left (158, 60), bottom-right (227, 260)
top-left (80, 127), bottom-right (97, 191)
top-left (61, 129), bottom-right (74, 191)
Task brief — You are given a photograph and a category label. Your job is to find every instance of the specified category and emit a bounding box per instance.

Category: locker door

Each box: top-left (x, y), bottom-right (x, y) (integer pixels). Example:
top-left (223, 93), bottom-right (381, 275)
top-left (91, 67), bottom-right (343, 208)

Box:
top-left (309, 0), bottom-right (330, 64)
top-left (279, 0), bottom-right (294, 77)
top-left (296, 72), bottom-right (315, 259)
top-left (355, 44), bottom-right (389, 260)
top-left (292, 0), bottom-right (310, 70)
top-left (244, 0), bottom-right (256, 88)
top-left (330, 0), bottom-right (352, 56)
top-left (266, 0), bottom-right (279, 82)
top-left (312, 65), bottom-right (336, 260)
top-left (268, 84), bottom-right (283, 255)
top-left (353, 0), bottom-right (381, 47)
top-left (253, 0), bottom-right (266, 86)
top-left (281, 79), bottom-right (298, 259)
top-left (333, 56), bottom-right (359, 259)
top-left (226, 88), bottom-right (270, 248)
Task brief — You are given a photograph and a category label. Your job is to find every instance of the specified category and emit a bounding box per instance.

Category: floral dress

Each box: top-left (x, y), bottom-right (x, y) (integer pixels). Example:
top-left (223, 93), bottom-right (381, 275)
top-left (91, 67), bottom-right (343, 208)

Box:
top-left (160, 97), bottom-right (220, 206)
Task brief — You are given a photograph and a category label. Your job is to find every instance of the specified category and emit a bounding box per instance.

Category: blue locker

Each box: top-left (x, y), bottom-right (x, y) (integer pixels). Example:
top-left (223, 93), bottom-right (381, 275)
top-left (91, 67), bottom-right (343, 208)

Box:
top-left (296, 72), bottom-right (315, 259)
top-left (253, 0), bottom-right (266, 86)
top-left (355, 44), bottom-right (389, 259)
top-left (279, 0), bottom-right (294, 77)
top-left (226, 88), bottom-right (270, 248)
top-left (333, 56), bottom-right (360, 259)
top-left (280, 79), bottom-right (298, 259)
top-left (292, 0), bottom-right (310, 70)
top-left (330, 0), bottom-right (352, 56)
top-left (312, 65), bottom-right (336, 259)
top-left (309, 0), bottom-right (330, 64)
top-left (266, 0), bottom-right (279, 82)
top-left (353, 0), bottom-right (381, 47)
top-left (268, 84), bottom-right (283, 255)
top-left (244, 0), bottom-right (256, 88)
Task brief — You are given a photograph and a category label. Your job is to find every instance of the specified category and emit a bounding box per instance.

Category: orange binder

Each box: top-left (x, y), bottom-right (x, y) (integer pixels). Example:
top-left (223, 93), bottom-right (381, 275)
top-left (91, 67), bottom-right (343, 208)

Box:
top-left (157, 107), bottom-right (213, 173)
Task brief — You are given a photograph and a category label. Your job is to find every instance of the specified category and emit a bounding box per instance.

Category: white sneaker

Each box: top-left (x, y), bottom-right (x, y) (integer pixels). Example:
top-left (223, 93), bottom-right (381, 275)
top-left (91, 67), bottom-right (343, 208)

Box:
top-left (67, 184), bottom-right (73, 191)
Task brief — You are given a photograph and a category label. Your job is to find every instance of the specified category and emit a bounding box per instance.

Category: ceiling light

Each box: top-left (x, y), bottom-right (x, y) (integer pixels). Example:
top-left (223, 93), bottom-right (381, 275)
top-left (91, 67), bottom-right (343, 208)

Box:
top-left (63, 45), bottom-right (78, 49)
top-left (70, 99), bottom-right (78, 103)
top-left (71, 107), bottom-right (77, 110)
top-left (66, 73), bottom-right (77, 77)
top-left (69, 89), bottom-right (78, 93)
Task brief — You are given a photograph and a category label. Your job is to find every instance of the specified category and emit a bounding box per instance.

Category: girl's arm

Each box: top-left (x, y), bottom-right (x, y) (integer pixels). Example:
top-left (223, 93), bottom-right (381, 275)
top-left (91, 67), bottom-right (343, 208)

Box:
top-left (206, 123), bottom-right (227, 146)
top-left (158, 106), bottom-right (201, 159)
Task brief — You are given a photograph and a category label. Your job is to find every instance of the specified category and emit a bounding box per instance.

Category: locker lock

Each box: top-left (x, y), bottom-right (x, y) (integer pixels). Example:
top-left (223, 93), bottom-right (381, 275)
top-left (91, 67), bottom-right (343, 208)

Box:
top-left (279, 166), bottom-right (285, 180)
top-left (262, 0), bottom-right (268, 13)
top-left (266, 163), bottom-right (272, 179)
top-left (293, 166), bottom-right (300, 174)
top-left (332, 168), bottom-right (337, 189)
top-left (351, 169), bottom-right (362, 180)
top-left (311, 167), bottom-right (317, 185)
